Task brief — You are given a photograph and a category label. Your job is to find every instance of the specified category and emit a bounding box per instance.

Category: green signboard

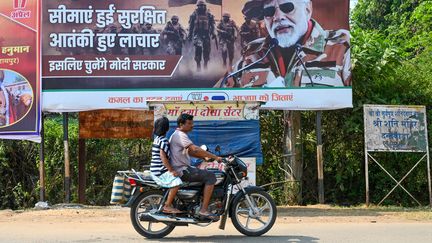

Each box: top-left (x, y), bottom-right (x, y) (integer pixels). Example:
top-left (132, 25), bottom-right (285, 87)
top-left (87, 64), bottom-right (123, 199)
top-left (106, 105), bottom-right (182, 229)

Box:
top-left (364, 105), bottom-right (428, 152)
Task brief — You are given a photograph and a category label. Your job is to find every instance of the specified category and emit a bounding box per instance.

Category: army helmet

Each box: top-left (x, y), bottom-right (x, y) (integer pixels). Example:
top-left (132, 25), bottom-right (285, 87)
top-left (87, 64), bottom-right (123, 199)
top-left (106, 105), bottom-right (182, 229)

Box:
top-left (222, 12), bottom-right (231, 18)
top-left (196, 0), bottom-right (207, 6)
top-left (171, 15), bottom-right (179, 20)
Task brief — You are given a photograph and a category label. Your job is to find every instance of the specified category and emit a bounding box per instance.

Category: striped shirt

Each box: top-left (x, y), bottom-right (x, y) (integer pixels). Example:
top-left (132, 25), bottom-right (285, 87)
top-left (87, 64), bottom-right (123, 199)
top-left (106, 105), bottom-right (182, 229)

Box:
top-left (150, 135), bottom-right (170, 176)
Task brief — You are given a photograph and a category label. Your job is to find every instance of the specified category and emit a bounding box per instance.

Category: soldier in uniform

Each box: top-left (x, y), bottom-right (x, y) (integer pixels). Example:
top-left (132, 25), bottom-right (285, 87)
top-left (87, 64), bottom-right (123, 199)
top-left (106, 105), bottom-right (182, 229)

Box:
top-left (162, 15), bottom-right (187, 55)
top-left (239, 16), bottom-right (260, 49)
top-left (217, 12), bottom-right (238, 68)
top-left (218, 0), bottom-right (351, 88)
top-left (120, 24), bottom-right (139, 55)
top-left (188, 0), bottom-right (216, 71)
top-left (108, 24), bottom-right (123, 55)
top-left (142, 23), bottom-right (159, 55)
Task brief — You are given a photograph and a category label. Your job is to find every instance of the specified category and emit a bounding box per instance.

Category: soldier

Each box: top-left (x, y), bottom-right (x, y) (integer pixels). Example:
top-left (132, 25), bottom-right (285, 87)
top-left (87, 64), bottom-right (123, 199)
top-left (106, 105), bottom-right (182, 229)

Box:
top-left (162, 15), bottom-right (187, 55)
top-left (217, 12), bottom-right (238, 68)
top-left (239, 16), bottom-right (260, 49)
top-left (108, 24), bottom-right (123, 55)
top-left (120, 24), bottom-right (139, 55)
top-left (188, 0), bottom-right (216, 71)
top-left (218, 0), bottom-right (351, 88)
top-left (141, 23), bottom-right (159, 55)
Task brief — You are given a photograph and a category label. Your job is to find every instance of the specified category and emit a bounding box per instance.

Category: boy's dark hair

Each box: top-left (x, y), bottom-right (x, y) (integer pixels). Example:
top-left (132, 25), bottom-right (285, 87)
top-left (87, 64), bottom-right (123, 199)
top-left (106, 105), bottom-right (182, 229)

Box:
top-left (153, 117), bottom-right (170, 136)
top-left (177, 113), bottom-right (194, 127)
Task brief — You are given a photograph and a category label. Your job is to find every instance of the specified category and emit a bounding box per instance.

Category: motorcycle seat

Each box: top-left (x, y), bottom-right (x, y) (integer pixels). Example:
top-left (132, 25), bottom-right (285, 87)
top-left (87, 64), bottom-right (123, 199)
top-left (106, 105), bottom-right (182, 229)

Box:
top-left (181, 182), bottom-right (203, 187)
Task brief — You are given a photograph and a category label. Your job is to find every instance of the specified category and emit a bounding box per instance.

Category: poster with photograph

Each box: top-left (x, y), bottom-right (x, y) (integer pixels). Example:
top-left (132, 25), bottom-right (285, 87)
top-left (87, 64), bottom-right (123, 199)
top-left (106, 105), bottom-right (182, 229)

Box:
top-left (0, 0), bottom-right (41, 142)
top-left (42, 0), bottom-right (351, 111)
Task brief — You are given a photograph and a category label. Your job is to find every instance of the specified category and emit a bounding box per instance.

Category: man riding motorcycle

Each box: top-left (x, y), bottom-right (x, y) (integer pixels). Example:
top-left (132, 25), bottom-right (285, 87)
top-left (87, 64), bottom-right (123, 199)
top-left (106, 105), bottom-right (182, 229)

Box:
top-left (169, 113), bottom-right (223, 219)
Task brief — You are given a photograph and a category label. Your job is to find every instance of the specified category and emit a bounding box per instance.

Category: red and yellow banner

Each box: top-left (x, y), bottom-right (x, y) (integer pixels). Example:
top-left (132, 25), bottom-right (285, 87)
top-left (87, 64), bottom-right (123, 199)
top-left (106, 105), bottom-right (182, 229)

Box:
top-left (0, 0), bottom-right (41, 141)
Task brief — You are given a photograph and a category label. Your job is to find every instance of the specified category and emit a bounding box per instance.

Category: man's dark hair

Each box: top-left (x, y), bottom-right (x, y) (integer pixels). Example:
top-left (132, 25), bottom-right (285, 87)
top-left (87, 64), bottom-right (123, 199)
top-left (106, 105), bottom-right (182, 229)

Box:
top-left (177, 113), bottom-right (194, 127)
top-left (153, 117), bottom-right (170, 136)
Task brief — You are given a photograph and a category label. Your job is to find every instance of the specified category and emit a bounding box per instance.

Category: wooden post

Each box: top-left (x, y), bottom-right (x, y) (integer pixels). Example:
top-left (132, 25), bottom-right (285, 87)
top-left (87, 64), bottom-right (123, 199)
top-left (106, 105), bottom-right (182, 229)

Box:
top-left (63, 112), bottom-right (71, 203)
top-left (316, 111), bottom-right (325, 204)
top-left (283, 110), bottom-right (303, 205)
top-left (39, 114), bottom-right (45, 202)
top-left (78, 138), bottom-right (86, 204)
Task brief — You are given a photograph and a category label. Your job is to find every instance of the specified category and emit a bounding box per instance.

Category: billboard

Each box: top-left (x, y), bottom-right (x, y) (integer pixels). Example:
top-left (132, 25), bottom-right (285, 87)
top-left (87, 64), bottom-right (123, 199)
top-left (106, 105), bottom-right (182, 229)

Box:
top-left (42, 0), bottom-right (351, 111)
top-left (0, 0), bottom-right (41, 142)
top-left (364, 105), bottom-right (428, 152)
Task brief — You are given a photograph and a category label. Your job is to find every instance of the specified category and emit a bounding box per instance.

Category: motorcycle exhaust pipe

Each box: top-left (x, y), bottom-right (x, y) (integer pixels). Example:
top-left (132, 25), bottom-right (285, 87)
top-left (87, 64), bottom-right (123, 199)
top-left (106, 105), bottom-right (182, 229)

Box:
top-left (142, 213), bottom-right (199, 224)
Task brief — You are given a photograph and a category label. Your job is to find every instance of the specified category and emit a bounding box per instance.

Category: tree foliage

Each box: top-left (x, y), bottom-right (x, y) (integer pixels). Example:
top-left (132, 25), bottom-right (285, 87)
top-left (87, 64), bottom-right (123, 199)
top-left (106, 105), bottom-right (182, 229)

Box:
top-left (260, 0), bottom-right (432, 206)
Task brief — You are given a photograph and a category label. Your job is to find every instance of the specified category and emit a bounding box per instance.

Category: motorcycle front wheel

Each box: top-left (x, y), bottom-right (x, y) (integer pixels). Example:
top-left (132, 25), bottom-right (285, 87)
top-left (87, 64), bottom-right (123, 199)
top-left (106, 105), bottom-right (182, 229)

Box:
top-left (230, 188), bottom-right (277, 236)
top-left (130, 190), bottom-right (175, 239)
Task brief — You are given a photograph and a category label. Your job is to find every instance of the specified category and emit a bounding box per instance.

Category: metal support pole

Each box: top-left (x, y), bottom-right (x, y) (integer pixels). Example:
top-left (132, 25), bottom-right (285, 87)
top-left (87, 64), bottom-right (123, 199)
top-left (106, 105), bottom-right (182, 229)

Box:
top-left (363, 106), bottom-right (369, 206)
top-left (39, 113), bottom-right (45, 202)
top-left (365, 151), bottom-right (369, 206)
top-left (425, 120), bottom-right (432, 207)
top-left (427, 150), bottom-right (432, 208)
top-left (63, 112), bottom-right (71, 203)
top-left (316, 111), bottom-right (324, 204)
top-left (78, 138), bottom-right (86, 204)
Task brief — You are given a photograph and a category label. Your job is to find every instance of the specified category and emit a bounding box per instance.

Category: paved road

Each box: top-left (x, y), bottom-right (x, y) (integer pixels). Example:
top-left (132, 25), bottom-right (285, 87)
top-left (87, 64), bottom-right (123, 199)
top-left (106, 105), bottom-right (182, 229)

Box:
top-left (1, 207), bottom-right (431, 242)
top-left (2, 219), bottom-right (432, 242)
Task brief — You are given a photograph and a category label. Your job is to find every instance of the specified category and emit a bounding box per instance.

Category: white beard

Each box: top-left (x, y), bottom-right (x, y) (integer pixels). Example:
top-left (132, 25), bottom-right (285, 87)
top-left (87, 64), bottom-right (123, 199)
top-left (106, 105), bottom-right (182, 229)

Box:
top-left (267, 13), bottom-right (309, 48)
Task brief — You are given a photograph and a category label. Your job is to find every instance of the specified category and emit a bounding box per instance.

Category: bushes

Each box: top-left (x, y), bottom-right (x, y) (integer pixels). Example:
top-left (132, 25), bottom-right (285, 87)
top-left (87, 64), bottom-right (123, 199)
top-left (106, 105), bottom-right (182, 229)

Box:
top-left (0, 114), bottom-right (152, 209)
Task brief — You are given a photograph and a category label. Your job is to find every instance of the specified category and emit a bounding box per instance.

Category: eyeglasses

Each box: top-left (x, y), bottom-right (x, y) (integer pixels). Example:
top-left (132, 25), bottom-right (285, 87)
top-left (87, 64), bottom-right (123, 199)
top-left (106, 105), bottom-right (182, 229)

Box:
top-left (263, 2), bottom-right (296, 18)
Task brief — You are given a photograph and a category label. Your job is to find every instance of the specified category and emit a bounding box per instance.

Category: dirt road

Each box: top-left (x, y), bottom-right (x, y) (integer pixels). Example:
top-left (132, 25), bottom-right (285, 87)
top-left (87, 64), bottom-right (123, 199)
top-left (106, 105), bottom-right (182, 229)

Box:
top-left (0, 206), bottom-right (431, 242)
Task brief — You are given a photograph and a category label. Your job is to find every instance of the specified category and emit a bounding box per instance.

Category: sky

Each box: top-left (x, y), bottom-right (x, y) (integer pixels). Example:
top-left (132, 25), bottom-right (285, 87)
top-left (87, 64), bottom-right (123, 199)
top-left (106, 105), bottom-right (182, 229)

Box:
top-left (350, 0), bottom-right (358, 10)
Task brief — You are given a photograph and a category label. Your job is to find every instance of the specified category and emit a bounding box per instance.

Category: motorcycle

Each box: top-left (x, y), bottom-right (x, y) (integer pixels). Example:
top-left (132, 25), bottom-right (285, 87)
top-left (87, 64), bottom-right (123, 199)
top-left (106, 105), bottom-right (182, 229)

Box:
top-left (117, 147), bottom-right (277, 239)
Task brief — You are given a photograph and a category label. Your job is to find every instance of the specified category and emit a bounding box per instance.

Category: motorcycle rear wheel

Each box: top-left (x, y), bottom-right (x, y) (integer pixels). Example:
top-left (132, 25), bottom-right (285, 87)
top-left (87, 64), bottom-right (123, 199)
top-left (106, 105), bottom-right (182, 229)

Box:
top-left (230, 189), bottom-right (277, 236)
top-left (130, 190), bottom-right (175, 239)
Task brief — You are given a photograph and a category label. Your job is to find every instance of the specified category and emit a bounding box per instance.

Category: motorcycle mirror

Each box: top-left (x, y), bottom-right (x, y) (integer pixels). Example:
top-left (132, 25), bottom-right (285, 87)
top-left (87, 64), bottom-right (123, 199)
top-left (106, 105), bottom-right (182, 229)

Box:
top-left (200, 144), bottom-right (209, 151)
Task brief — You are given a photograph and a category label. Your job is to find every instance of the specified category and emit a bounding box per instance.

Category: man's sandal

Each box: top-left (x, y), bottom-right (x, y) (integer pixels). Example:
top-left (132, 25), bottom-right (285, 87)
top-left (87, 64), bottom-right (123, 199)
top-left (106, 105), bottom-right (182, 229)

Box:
top-left (162, 207), bottom-right (183, 214)
top-left (198, 211), bottom-right (220, 220)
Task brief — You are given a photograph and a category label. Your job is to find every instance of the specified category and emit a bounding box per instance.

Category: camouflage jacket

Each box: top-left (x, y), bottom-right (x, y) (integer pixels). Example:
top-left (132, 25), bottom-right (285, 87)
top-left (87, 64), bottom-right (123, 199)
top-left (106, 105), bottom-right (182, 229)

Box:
top-left (240, 21), bottom-right (260, 45)
top-left (188, 10), bottom-right (215, 39)
top-left (162, 21), bottom-right (186, 43)
top-left (217, 20), bottom-right (238, 43)
top-left (235, 19), bottom-right (351, 88)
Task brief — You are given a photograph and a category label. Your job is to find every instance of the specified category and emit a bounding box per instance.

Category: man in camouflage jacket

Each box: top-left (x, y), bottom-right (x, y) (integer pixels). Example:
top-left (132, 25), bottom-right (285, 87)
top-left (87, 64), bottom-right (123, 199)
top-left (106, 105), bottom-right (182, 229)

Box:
top-left (219, 0), bottom-right (351, 88)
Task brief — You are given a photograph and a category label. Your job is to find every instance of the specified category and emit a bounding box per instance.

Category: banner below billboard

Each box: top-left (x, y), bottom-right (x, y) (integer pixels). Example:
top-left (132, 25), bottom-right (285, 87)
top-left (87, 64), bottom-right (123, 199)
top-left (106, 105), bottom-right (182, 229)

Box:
top-left (152, 101), bottom-right (260, 121)
top-left (0, 0), bottom-right (41, 142)
top-left (42, 0), bottom-right (351, 111)
top-left (44, 88), bottom-right (352, 112)
top-left (79, 110), bottom-right (154, 139)
top-left (364, 105), bottom-right (428, 152)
